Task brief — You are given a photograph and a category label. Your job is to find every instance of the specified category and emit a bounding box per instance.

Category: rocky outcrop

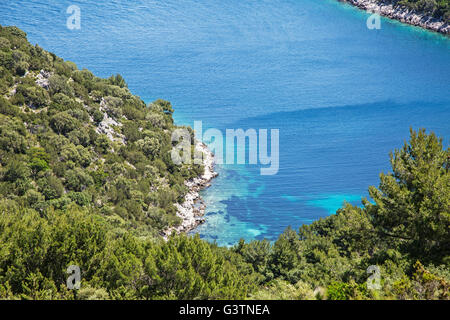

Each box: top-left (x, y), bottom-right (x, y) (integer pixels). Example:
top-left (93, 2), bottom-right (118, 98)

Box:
top-left (95, 97), bottom-right (126, 144)
top-left (35, 69), bottom-right (51, 89)
top-left (163, 141), bottom-right (218, 238)
top-left (340, 0), bottom-right (450, 35)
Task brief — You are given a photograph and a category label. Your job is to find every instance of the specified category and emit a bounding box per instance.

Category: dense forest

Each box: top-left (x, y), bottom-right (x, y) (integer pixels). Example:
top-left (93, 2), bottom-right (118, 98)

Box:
top-left (0, 26), bottom-right (448, 300)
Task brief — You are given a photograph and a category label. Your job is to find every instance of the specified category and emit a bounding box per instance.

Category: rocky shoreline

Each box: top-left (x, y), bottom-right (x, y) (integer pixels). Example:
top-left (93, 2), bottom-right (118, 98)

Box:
top-left (162, 141), bottom-right (218, 239)
top-left (340, 0), bottom-right (450, 35)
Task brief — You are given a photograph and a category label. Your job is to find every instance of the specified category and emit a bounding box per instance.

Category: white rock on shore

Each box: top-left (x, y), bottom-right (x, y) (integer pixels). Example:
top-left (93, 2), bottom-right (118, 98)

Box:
top-left (341, 0), bottom-right (450, 35)
top-left (162, 141), bottom-right (218, 239)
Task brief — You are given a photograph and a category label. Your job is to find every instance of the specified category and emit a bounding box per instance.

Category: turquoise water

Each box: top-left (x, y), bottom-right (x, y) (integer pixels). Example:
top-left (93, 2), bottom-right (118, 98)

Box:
top-left (2, 0), bottom-right (449, 246)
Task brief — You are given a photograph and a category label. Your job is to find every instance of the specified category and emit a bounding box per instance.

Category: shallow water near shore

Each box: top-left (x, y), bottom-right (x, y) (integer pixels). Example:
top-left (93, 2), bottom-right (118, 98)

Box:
top-left (2, 0), bottom-right (449, 246)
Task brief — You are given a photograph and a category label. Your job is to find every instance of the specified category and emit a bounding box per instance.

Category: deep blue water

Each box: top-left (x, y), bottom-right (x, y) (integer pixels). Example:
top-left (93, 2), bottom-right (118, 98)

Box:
top-left (2, 0), bottom-right (449, 246)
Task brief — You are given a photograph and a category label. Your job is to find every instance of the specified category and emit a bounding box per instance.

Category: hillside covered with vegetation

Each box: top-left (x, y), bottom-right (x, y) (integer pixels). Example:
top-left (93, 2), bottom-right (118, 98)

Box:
top-left (0, 26), bottom-right (448, 300)
top-left (0, 25), bottom-right (205, 239)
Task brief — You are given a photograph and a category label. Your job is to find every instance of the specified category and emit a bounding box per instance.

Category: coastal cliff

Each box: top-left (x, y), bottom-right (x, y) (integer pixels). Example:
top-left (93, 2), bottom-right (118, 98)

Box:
top-left (340, 0), bottom-right (450, 35)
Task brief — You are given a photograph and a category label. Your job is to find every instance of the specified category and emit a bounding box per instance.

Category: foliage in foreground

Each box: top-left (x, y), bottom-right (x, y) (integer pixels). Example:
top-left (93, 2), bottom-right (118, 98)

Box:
top-left (0, 205), bottom-right (253, 299)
